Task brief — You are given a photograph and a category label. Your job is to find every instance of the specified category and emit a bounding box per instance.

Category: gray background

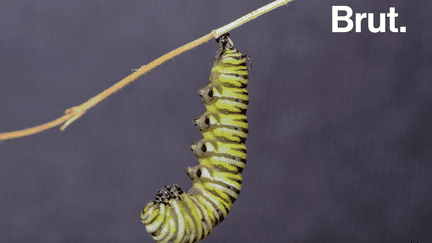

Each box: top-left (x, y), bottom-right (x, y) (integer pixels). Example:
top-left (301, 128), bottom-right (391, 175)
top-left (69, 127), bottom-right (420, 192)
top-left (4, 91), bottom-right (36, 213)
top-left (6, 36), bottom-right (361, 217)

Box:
top-left (0, 0), bottom-right (431, 242)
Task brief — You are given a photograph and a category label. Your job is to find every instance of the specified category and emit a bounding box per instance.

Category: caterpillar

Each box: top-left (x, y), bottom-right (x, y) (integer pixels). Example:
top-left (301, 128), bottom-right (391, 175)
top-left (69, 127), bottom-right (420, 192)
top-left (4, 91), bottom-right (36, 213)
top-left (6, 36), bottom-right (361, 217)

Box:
top-left (141, 33), bottom-right (251, 243)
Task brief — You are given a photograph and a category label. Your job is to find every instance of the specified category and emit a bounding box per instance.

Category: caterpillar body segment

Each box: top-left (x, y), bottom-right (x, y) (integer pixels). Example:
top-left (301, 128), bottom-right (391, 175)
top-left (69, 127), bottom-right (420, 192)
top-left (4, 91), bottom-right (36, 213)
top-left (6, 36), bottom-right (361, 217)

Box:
top-left (141, 33), bottom-right (250, 242)
top-left (193, 112), bottom-right (248, 144)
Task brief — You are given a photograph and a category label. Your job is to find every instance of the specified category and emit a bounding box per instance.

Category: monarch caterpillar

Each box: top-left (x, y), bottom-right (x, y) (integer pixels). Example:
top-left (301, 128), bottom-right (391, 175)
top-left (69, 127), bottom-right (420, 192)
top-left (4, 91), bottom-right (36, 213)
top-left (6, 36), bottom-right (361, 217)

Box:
top-left (141, 33), bottom-right (251, 243)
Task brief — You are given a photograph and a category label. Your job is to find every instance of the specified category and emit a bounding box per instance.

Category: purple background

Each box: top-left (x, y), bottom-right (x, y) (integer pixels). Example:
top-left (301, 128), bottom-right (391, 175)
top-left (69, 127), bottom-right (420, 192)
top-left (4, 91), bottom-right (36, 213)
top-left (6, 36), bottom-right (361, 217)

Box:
top-left (1, 0), bottom-right (431, 242)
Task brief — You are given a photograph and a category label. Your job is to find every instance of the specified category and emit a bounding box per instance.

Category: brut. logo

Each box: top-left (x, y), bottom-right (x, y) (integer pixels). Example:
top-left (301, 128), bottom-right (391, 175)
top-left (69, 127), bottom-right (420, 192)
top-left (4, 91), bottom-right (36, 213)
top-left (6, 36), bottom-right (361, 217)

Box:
top-left (332, 6), bottom-right (406, 33)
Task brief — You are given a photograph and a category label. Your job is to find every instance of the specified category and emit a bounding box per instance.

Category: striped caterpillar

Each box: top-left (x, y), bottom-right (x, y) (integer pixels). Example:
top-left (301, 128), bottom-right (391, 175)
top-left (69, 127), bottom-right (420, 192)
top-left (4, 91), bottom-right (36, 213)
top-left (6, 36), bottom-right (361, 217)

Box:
top-left (141, 33), bottom-right (250, 243)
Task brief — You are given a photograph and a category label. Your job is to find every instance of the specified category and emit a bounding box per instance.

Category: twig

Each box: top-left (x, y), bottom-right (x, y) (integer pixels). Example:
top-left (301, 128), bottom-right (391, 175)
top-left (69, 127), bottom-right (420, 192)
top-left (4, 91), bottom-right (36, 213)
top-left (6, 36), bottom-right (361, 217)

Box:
top-left (0, 0), bottom-right (292, 141)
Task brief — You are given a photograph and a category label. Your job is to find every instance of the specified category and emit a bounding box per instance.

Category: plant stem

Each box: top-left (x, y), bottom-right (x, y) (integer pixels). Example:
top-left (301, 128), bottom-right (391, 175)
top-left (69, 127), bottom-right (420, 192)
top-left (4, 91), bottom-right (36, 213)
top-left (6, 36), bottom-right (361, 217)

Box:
top-left (0, 0), bottom-right (292, 141)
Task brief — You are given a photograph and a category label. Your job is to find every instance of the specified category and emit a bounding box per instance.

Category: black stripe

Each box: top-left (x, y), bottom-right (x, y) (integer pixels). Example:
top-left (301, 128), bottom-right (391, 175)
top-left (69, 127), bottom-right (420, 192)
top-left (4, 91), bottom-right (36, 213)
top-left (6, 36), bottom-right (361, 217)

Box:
top-left (234, 90), bottom-right (248, 96)
top-left (235, 118), bottom-right (248, 124)
top-left (221, 72), bottom-right (249, 80)
top-left (211, 133), bottom-right (247, 144)
top-left (210, 124), bottom-right (248, 133)
top-left (224, 53), bottom-right (245, 61)
top-left (232, 147), bottom-right (247, 154)
top-left (208, 161), bottom-right (244, 174)
top-left (219, 61), bottom-right (247, 68)
top-left (195, 196), bottom-right (219, 227)
top-left (206, 108), bottom-right (240, 115)
top-left (199, 153), bottom-right (247, 168)
top-left (210, 107), bottom-right (247, 115)
top-left (199, 188), bottom-right (231, 226)
top-left (215, 126), bottom-right (249, 138)
top-left (216, 96), bottom-right (249, 105)
top-left (218, 81), bottom-right (248, 89)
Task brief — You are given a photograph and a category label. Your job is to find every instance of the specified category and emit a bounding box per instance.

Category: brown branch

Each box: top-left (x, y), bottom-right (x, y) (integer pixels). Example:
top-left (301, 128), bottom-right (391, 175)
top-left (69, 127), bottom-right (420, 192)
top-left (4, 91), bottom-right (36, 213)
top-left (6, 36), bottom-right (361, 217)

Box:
top-left (0, 32), bottom-right (216, 141)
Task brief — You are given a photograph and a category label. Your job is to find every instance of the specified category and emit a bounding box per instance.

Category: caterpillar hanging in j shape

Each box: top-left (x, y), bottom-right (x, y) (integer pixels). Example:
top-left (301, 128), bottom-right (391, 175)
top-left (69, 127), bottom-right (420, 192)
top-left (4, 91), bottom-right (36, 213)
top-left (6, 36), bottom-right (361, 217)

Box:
top-left (141, 33), bottom-right (251, 243)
